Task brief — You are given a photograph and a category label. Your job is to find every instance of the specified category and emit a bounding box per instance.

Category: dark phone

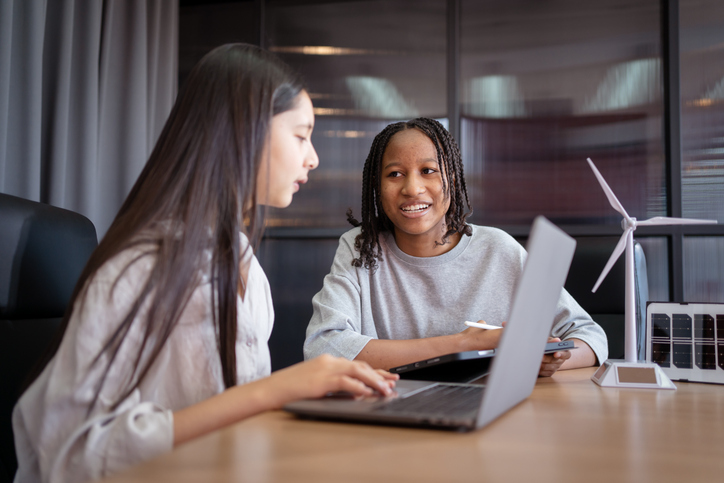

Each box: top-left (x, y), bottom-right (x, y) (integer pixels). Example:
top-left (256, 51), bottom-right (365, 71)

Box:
top-left (544, 340), bottom-right (576, 353)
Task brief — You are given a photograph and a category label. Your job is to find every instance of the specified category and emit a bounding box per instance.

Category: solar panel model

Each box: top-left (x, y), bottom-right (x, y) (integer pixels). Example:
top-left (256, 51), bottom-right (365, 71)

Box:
top-left (647, 302), bottom-right (724, 384)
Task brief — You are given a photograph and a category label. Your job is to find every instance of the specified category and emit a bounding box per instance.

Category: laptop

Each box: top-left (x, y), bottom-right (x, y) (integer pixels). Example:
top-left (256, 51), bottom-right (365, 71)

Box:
top-left (284, 216), bottom-right (577, 431)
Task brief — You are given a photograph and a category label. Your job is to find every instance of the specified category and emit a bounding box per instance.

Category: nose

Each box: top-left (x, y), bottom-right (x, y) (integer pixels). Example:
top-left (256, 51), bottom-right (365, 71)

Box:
top-left (401, 172), bottom-right (424, 196)
top-left (306, 142), bottom-right (320, 170)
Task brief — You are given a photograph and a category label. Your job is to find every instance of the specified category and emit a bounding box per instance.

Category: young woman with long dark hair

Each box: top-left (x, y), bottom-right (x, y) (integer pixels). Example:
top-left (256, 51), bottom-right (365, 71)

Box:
top-left (304, 118), bottom-right (607, 376)
top-left (12, 44), bottom-right (397, 483)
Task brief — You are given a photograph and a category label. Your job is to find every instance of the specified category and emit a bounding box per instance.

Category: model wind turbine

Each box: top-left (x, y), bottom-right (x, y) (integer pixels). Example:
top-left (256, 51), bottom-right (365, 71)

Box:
top-left (586, 158), bottom-right (717, 389)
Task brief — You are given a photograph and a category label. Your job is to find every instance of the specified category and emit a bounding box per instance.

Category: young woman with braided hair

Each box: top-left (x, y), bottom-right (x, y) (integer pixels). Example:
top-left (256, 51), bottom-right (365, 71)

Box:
top-left (304, 118), bottom-right (607, 376)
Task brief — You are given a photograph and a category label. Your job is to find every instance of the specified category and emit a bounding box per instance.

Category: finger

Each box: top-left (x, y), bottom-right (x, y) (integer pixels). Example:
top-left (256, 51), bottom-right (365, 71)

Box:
top-left (347, 361), bottom-right (395, 395)
top-left (376, 369), bottom-right (400, 381)
top-left (311, 356), bottom-right (386, 393)
top-left (541, 361), bottom-right (563, 371)
top-left (539, 365), bottom-right (555, 377)
top-left (335, 376), bottom-right (375, 397)
top-left (540, 359), bottom-right (565, 374)
top-left (555, 350), bottom-right (572, 361)
top-left (547, 350), bottom-right (571, 361)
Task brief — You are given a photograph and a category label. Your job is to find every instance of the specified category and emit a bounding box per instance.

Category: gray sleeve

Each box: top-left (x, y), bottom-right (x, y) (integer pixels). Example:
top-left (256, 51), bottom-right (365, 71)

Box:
top-left (304, 236), bottom-right (375, 361)
top-left (550, 288), bottom-right (609, 364)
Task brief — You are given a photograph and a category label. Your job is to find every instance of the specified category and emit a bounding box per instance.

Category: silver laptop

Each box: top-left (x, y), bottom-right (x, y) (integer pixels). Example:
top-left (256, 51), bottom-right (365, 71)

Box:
top-left (284, 216), bottom-right (576, 431)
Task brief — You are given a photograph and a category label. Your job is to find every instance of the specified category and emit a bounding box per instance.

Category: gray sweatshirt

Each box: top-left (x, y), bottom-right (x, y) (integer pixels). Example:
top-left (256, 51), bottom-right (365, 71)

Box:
top-left (304, 224), bottom-right (608, 364)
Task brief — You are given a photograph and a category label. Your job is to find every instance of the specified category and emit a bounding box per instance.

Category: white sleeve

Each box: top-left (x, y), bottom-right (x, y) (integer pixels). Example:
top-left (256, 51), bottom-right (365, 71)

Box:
top-left (49, 391), bottom-right (173, 483)
top-left (12, 252), bottom-right (177, 483)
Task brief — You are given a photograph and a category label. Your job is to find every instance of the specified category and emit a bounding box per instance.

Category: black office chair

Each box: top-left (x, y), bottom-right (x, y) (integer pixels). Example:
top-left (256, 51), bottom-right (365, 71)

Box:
top-left (0, 193), bottom-right (97, 483)
top-left (564, 237), bottom-right (649, 362)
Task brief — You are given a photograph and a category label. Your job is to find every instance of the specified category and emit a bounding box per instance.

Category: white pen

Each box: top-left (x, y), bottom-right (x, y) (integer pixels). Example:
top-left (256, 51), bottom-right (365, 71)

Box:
top-left (464, 321), bottom-right (502, 330)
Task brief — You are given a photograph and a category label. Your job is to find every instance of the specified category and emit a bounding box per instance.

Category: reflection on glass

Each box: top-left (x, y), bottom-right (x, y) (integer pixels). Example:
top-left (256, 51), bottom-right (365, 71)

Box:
top-left (581, 59), bottom-right (661, 113)
top-left (636, 237), bottom-right (669, 303)
top-left (266, 0), bottom-right (446, 227)
top-left (680, 0), bottom-right (724, 222)
top-left (465, 76), bottom-right (526, 118)
top-left (684, 237), bottom-right (724, 303)
top-left (345, 77), bottom-right (420, 119)
top-left (460, 0), bottom-right (664, 226)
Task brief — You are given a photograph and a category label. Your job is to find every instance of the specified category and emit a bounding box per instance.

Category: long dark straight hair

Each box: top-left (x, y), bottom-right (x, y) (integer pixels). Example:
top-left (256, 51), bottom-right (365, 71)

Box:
top-left (29, 44), bottom-right (304, 411)
top-left (347, 118), bottom-right (472, 271)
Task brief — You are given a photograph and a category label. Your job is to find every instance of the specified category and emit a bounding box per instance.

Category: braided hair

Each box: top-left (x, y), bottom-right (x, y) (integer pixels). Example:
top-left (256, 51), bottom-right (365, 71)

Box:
top-left (347, 118), bottom-right (472, 270)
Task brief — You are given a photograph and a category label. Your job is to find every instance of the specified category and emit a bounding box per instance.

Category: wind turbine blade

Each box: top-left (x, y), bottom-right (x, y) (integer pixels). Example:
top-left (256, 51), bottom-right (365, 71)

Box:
top-left (592, 229), bottom-right (630, 293)
top-left (637, 216), bottom-right (718, 226)
top-left (586, 158), bottom-right (631, 221)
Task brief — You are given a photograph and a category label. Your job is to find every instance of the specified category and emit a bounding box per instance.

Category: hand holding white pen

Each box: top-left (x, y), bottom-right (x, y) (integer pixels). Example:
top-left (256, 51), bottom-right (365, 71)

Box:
top-left (464, 321), bottom-right (502, 330)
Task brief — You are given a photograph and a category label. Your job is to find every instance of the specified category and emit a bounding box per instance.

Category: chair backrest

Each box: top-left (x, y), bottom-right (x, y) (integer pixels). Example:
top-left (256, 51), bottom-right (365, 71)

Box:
top-left (0, 193), bottom-right (97, 482)
top-left (563, 236), bottom-right (649, 361)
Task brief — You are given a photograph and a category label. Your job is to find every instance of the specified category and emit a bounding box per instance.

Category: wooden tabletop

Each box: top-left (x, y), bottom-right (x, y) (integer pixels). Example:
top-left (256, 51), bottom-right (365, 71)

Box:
top-left (103, 368), bottom-right (724, 483)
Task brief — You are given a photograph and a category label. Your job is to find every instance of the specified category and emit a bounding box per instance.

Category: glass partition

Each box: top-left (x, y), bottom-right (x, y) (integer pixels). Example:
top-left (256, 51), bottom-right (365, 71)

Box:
top-left (266, 0), bottom-right (447, 227)
top-left (178, 2), bottom-right (256, 87)
top-left (460, 0), bottom-right (664, 226)
top-left (680, 0), bottom-right (724, 303)
top-left (684, 237), bottom-right (724, 302)
top-left (637, 236), bottom-right (670, 302)
top-left (681, 0), bottom-right (724, 223)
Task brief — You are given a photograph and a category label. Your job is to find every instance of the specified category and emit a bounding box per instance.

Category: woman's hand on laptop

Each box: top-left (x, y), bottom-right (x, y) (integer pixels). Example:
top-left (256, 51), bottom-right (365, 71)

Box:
top-left (263, 354), bottom-right (399, 408)
top-left (538, 337), bottom-right (572, 377)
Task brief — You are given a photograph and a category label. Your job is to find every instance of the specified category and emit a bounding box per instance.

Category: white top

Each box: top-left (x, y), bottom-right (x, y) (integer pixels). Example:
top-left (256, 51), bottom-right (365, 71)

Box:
top-left (12, 243), bottom-right (274, 483)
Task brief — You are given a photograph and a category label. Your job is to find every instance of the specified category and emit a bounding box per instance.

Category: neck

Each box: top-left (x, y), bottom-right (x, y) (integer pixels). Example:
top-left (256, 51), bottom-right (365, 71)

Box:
top-left (393, 229), bottom-right (462, 258)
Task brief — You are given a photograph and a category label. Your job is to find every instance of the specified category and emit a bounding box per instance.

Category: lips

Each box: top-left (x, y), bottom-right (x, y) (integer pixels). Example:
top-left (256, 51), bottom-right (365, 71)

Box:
top-left (398, 202), bottom-right (432, 219)
top-left (401, 203), bottom-right (430, 213)
top-left (292, 177), bottom-right (308, 193)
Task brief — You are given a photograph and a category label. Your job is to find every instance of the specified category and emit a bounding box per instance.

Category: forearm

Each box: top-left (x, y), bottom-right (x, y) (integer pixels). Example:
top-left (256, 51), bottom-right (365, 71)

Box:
top-left (355, 334), bottom-right (470, 370)
top-left (172, 378), bottom-right (279, 447)
top-left (173, 354), bottom-right (399, 446)
top-left (560, 338), bottom-right (597, 370)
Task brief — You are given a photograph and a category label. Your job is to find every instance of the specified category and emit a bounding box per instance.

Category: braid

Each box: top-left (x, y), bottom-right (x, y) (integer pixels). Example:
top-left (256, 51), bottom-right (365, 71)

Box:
top-left (348, 118), bottom-right (472, 270)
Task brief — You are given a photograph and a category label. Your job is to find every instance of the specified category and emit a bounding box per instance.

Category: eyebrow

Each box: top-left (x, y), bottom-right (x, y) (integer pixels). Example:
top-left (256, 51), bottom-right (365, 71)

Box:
top-left (382, 158), bottom-right (438, 171)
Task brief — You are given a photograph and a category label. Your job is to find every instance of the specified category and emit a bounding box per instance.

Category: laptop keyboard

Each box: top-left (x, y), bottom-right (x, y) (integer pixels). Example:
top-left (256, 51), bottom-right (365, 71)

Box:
top-left (372, 384), bottom-right (484, 419)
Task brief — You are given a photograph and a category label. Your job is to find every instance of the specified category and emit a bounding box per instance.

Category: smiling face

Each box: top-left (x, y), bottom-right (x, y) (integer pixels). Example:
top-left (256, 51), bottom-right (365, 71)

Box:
top-left (379, 128), bottom-right (455, 256)
top-left (257, 90), bottom-right (319, 208)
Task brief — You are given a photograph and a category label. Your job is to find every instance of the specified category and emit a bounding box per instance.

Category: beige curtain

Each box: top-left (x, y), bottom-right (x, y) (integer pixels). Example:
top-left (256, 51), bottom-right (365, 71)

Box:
top-left (0, 0), bottom-right (178, 237)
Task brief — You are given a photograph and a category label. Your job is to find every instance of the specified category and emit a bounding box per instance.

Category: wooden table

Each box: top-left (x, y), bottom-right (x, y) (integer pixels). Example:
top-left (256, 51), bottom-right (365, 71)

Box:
top-left (103, 368), bottom-right (724, 483)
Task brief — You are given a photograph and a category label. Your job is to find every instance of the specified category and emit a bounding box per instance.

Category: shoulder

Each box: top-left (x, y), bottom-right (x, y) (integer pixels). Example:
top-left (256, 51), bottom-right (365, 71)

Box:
top-left (468, 224), bottom-right (522, 249)
top-left (335, 227), bottom-right (364, 257)
top-left (337, 226), bottom-right (396, 266)
top-left (464, 224), bottom-right (526, 268)
top-left (327, 227), bottom-right (360, 268)
top-left (89, 245), bottom-right (156, 296)
top-left (74, 245), bottom-right (157, 325)
top-left (339, 227), bottom-right (362, 246)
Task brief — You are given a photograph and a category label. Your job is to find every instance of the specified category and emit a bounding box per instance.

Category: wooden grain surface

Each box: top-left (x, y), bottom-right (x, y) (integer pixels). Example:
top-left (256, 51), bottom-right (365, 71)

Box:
top-left (102, 368), bottom-right (724, 483)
